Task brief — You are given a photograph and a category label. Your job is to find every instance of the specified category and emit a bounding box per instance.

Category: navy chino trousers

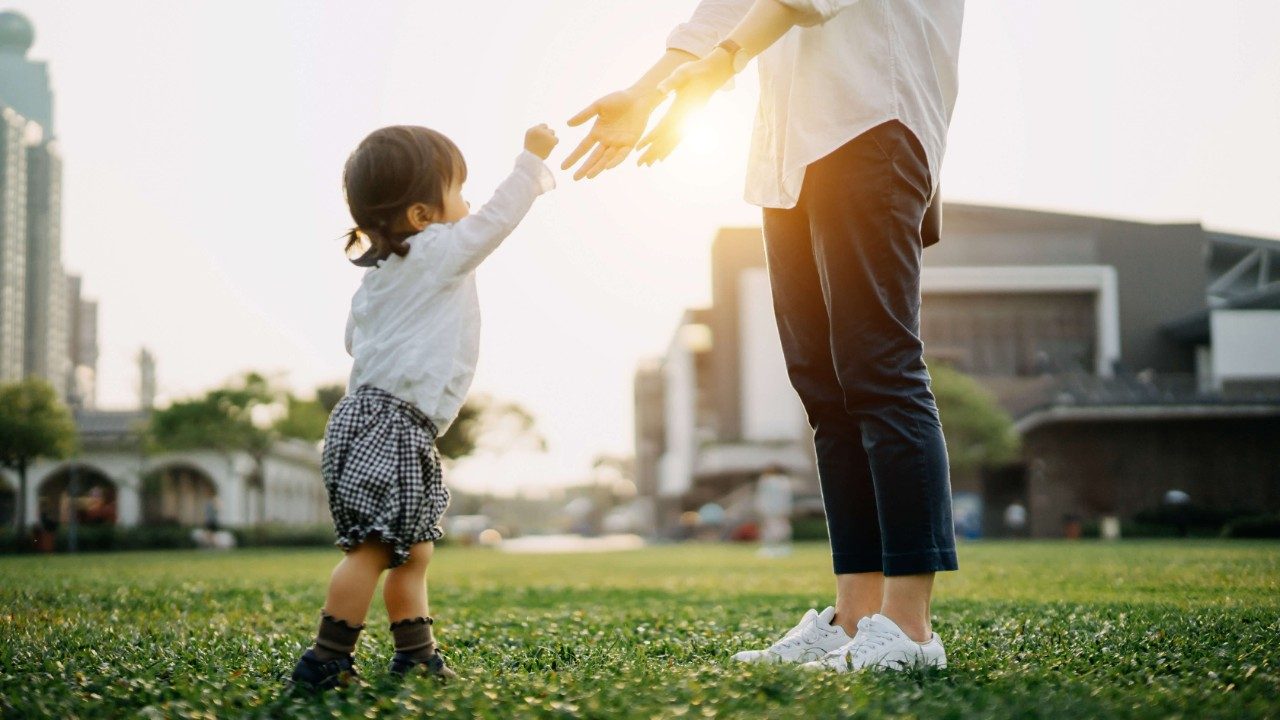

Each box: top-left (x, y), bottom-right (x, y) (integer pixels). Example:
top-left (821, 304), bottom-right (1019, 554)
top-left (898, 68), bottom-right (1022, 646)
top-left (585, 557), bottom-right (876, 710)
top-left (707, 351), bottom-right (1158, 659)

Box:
top-left (762, 120), bottom-right (958, 577)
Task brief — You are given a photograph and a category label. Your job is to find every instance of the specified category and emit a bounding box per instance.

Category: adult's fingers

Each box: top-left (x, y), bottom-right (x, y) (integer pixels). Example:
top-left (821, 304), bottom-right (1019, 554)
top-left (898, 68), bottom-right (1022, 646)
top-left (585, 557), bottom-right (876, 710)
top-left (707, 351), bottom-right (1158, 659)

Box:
top-left (561, 134), bottom-right (599, 171)
top-left (637, 113), bottom-right (683, 165)
top-left (567, 101), bottom-right (601, 127)
top-left (586, 147), bottom-right (625, 179)
top-left (574, 143), bottom-right (610, 181)
top-left (603, 145), bottom-right (631, 171)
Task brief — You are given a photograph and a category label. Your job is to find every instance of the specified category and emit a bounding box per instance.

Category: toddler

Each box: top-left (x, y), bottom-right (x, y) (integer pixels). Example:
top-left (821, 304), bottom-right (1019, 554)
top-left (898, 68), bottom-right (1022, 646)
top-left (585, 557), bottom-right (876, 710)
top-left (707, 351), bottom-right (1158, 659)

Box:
top-left (290, 122), bottom-right (559, 689)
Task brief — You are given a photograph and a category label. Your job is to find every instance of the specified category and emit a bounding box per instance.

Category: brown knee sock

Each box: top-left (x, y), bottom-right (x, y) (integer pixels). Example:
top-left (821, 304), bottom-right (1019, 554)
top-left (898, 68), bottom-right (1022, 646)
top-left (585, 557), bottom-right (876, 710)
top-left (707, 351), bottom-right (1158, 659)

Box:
top-left (390, 617), bottom-right (436, 661)
top-left (312, 611), bottom-right (364, 661)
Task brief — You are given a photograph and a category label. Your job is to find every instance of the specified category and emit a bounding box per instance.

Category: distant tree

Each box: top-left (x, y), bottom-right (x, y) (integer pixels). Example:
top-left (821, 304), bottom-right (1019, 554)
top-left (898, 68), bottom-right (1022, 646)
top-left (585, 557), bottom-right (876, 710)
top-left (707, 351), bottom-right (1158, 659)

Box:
top-left (437, 395), bottom-right (545, 461)
top-left (274, 394), bottom-right (329, 443)
top-left (315, 384), bottom-right (346, 413)
top-left (265, 381), bottom-right (542, 461)
top-left (928, 361), bottom-right (1020, 477)
top-left (0, 378), bottom-right (77, 531)
top-left (146, 373), bottom-right (276, 525)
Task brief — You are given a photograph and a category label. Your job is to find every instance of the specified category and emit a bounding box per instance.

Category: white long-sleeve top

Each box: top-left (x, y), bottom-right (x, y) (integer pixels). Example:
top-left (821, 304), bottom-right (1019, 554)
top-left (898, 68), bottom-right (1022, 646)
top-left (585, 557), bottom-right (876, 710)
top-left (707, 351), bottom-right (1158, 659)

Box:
top-left (666, 0), bottom-right (965, 209)
top-left (344, 151), bottom-right (555, 434)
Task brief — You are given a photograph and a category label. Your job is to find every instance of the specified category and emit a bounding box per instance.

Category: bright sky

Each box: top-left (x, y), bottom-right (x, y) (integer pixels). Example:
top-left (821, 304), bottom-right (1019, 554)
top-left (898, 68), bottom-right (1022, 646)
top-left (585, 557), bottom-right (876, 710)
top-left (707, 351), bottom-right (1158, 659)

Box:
top-left (10, 1), bottom-right (1280, 493)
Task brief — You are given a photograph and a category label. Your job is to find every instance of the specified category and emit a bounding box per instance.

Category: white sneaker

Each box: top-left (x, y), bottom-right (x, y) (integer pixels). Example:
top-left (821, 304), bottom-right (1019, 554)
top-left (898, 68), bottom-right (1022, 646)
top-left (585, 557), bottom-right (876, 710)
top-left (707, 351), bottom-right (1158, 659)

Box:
top-left (801, 614), bottom-right (947, 672)
top-left (731, 607), bottom-right (854, 664)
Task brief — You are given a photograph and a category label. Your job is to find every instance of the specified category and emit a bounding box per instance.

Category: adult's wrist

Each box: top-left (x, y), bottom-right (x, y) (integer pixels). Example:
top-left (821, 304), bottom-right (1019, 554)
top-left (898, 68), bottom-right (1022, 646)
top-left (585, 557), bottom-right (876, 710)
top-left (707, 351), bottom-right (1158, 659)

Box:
top-left (624, 84), bottom-right (666, 111)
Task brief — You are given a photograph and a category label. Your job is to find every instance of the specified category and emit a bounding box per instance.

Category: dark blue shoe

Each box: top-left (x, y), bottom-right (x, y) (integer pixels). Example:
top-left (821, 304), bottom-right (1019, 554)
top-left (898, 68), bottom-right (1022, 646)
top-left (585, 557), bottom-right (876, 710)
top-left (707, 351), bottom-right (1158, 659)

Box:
top-left (389, 650), bottom-right (457, 680)
top-left (290, 649), bottom-right (357, 691)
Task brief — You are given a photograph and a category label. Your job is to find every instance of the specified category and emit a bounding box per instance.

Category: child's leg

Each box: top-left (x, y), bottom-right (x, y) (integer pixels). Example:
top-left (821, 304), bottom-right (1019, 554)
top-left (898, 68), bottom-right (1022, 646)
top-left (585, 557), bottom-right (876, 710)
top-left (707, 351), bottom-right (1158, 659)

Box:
top-left (384, 541), bottom-right (433, 621)
top-left (384, 542), bottom-right (454, 676)
top-left (324, 539), bottom-right (393, 623)
top-left (308, 539), bottom-right (392, 661)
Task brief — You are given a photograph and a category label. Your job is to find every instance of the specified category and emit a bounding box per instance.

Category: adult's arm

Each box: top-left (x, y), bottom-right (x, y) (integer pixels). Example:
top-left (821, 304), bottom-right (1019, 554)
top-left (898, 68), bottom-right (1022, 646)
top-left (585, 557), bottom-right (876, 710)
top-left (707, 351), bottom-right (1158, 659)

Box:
top-left (561, 0), bottom-right (752, 180)
top-left (638, 0), bottom-right (862, 164)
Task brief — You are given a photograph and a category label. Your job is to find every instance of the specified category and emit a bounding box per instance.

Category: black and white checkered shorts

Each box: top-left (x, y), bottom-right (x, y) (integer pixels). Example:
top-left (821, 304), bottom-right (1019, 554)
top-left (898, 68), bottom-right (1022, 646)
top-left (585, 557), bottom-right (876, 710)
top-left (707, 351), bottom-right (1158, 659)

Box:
top-left (320, 385), bottom-right (450, 568)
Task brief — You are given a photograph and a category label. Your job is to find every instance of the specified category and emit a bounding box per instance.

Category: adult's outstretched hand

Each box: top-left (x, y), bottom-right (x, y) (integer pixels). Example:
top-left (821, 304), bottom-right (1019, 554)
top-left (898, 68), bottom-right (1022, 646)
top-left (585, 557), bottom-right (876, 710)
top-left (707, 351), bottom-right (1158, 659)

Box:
top-left (636, 52), bottom-right (735, 166)
top-left (562, 89), bottom-right (660, 181)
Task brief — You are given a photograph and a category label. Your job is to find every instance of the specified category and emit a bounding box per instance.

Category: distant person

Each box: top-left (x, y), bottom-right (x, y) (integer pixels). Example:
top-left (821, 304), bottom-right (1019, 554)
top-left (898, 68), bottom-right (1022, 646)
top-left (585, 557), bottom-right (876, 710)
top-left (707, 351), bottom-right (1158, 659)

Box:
top-left (1004, 503), bottom-right (1028, 537)
top-left (755, 464), bottom-right (794, 557)
top-left (204, 498), bottom-right (220, 533)
top-left (288, 123), bottom-right (559, 691)
top-left (565, 0), bottom-right (963, 672)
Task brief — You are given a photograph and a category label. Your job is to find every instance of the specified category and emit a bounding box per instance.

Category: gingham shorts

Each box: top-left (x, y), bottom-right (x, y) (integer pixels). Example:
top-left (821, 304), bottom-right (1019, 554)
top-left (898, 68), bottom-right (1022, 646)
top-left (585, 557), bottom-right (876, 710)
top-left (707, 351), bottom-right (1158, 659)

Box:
top-left (320, 385), bottom-right (450, 568)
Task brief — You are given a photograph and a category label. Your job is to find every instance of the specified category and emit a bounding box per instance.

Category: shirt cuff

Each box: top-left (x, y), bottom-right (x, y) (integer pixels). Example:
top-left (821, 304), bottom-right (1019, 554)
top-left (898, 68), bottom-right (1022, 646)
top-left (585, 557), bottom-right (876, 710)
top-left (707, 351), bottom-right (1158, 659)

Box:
top-left (515, 150), bottom-right (556, 195)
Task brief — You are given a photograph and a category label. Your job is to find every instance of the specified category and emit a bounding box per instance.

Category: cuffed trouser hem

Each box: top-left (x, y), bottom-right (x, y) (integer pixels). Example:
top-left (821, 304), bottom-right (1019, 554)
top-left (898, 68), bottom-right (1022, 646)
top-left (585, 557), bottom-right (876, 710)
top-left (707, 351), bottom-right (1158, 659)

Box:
top-left (832, 552), bottom-right (887, 575)
top-left (832, 549), bottom-right (959, 576)
top-left (882, 549), bottom-right (958, 577)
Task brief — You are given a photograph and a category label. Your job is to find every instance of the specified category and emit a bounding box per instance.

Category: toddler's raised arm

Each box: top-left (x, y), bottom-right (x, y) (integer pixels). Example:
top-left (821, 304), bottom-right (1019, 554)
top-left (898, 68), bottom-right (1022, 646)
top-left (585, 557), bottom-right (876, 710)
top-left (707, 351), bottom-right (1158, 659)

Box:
top-left (442, 126), bottom-right (558, 276)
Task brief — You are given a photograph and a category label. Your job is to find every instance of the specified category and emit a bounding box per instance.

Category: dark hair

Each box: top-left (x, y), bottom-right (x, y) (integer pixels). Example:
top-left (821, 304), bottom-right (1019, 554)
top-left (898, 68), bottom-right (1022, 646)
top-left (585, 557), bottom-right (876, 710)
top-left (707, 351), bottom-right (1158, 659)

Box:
top-left (341, 125), bottom-right (467, 266)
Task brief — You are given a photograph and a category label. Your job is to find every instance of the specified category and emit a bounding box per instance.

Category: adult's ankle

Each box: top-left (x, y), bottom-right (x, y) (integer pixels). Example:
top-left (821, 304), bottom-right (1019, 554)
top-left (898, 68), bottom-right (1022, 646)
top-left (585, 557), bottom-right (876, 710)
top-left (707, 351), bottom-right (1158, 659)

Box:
top-left (879, 611), bottom-right (931, 643)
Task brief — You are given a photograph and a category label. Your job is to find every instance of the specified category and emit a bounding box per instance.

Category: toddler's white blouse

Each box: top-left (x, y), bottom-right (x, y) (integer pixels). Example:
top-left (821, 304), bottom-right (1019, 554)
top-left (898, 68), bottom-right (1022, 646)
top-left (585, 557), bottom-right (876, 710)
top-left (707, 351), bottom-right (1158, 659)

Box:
top-left (344, 151), bottom-right (555, 434)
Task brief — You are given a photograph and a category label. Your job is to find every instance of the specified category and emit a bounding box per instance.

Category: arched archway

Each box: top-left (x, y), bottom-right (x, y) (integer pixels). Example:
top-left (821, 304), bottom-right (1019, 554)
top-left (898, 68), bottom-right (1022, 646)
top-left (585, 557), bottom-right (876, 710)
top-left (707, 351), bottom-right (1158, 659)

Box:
top-left (142, 463), bottom-right (219, 527)
top-left (37, 465), bottom-right (119, 528)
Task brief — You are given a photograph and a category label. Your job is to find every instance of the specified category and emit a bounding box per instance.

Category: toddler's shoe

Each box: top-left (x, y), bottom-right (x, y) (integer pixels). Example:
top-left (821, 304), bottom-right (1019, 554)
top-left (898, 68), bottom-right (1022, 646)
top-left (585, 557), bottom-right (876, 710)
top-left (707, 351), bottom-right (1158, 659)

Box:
top-left (289, 649), bottom-right (358, 691)
top-left (389, 649), bottom-right (458, 680)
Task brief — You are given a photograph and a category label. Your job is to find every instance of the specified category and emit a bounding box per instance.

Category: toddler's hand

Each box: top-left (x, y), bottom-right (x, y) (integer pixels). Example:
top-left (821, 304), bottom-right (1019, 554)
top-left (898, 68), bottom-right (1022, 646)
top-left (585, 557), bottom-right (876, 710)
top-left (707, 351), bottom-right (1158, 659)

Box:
top-left (525, 124), bottom-right (559, 160)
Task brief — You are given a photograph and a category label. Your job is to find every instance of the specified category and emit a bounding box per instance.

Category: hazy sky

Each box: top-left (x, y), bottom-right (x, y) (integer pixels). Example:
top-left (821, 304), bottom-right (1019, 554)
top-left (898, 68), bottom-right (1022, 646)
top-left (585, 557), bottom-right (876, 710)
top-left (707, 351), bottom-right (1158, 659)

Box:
top-left (9, 1), bottom-right (1280, 493)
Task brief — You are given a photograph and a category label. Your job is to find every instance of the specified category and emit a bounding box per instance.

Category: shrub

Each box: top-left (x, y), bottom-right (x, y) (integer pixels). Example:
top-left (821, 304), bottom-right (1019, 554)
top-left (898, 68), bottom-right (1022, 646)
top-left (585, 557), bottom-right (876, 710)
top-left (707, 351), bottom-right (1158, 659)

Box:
top-left (231, 523), bottom-right (334, 548)
top-left (0, 523), bottom-right (336, 554)
top-left (1220, 514), bottom-right (1280, 539)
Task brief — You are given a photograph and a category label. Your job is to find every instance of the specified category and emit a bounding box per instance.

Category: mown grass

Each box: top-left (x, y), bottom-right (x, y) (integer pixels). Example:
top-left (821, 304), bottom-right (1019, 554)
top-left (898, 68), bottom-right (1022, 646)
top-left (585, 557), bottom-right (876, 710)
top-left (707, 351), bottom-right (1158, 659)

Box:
top-left (1, 541), bottom-right (1278, 718)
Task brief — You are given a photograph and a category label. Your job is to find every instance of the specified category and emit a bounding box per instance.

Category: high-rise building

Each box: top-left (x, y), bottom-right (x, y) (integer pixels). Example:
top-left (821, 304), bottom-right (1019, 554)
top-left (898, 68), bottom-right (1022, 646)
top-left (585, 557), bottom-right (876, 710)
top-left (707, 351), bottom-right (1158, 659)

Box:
top-left (0, 103), bottom-right (26, 382)
top-left (24, 138), bottom-right (67, 396)
top-left (0, 10), bottom-right (74, 398)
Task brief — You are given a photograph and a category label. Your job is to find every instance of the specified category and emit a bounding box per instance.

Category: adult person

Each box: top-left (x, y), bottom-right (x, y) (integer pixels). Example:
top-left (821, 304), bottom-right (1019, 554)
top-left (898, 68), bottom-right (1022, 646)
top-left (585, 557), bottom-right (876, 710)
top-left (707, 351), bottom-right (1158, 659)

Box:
top-left (564, 0), bottom-right (964, 671)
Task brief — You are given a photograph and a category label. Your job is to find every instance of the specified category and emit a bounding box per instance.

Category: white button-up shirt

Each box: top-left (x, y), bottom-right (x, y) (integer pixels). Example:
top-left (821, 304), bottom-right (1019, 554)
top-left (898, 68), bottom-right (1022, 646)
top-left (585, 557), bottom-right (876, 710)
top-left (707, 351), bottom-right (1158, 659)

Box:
top-left (667, 0), bottom-right (964, 209)
top-left (345, 151), bottom-right (554, 433)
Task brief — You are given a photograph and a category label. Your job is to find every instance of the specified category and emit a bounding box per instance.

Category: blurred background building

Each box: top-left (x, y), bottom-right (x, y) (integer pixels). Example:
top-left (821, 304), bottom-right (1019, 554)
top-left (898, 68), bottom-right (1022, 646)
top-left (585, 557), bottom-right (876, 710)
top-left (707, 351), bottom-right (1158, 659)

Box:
top-left (0, 10), bottom-right (89, 405)
top-left (0, 11), bottom-right (327, 535)
top-left (638, 208), bottom-right (1280, 538)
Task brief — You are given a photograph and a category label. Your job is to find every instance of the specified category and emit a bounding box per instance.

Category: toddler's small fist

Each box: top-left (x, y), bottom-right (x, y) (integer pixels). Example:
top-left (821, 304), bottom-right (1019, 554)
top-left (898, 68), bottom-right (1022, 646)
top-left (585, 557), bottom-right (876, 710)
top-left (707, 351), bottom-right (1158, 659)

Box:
top-left (525, 124), bottom-right (559, 160)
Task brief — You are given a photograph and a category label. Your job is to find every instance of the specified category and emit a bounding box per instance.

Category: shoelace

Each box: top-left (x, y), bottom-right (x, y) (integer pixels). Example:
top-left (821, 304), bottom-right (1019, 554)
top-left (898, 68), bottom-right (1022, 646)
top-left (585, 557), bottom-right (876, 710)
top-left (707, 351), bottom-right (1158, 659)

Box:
top-left (771, 624), bottom-right (825, 652)
top-left (823, 618), bottom-right (896, 668)
top-left (849, 618), bottom-right (896, 661)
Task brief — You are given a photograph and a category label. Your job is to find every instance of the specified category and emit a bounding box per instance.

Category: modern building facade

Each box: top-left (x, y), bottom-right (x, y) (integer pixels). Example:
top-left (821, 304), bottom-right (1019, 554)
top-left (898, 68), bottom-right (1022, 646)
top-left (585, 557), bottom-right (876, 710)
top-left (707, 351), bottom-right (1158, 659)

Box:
top-left (24, 137), bottom-right (67, 397)
top-left (0, 103), bottom-right (25, 382)
top-left (638, 205), bottom-right (1280, 537)
top-left (0, 10), bottom-right (94, 404)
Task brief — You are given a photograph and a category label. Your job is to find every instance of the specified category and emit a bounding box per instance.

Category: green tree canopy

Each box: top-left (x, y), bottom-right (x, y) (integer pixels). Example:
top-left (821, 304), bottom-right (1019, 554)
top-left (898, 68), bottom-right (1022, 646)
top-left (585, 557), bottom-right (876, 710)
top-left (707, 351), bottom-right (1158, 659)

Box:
top-left (0, 378), bottom-right (77, 530)
top-left (438, 395), bottom-right (545, 461)
top-left (146, 372), bottom-right (275, 456)
top-left (929, 361), bottom-right (1020, 475)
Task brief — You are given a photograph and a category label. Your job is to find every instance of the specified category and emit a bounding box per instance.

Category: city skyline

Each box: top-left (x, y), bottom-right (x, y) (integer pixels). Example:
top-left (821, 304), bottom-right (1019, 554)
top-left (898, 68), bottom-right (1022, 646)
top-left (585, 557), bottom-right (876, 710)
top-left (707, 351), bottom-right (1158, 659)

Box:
top-left (5, 1), bottom-right (1279, 492)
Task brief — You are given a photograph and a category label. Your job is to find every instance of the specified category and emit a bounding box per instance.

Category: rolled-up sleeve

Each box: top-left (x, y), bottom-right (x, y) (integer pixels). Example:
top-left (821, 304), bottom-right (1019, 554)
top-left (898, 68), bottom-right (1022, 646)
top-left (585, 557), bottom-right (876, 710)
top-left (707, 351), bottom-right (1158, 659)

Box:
top-left (666, 0), bottom-right (753, 58)
top-left (776, 0), bottom-right (865, 25)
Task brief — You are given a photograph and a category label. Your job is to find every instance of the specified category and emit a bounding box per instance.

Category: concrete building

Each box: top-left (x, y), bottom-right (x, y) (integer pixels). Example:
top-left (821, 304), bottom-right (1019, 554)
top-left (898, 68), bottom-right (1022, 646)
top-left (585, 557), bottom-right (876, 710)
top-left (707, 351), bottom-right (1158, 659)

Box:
top-left (638, 206), bottom-right (1280, 537)
top-left (8, 410), bottom-right (330, 531)
top-left (0, 103), bottom-right (25, 382)
top-left (66, 274), bottom-right (98, 409)
top-left (636, 230), bottom-right (817, 532)
top-left (24, 138), bottom-right (67, 397)
top-left (0, 10), bottom-right (73, 399)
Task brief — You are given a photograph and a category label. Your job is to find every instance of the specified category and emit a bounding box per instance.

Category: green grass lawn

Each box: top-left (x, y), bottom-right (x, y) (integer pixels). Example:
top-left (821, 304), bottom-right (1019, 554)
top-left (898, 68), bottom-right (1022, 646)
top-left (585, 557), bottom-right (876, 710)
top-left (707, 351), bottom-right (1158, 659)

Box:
top-left (1, 541), bottom-right (1278, 719)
